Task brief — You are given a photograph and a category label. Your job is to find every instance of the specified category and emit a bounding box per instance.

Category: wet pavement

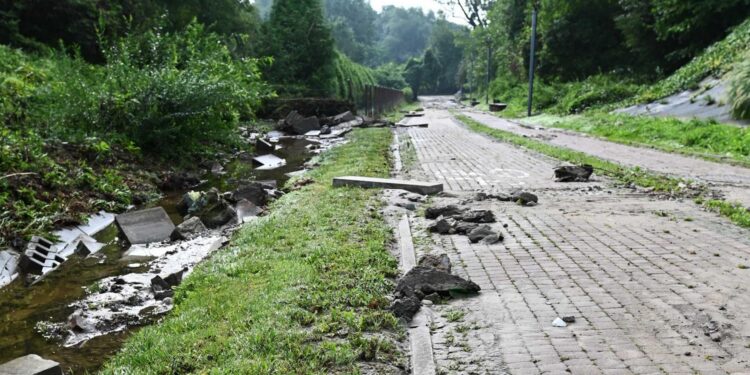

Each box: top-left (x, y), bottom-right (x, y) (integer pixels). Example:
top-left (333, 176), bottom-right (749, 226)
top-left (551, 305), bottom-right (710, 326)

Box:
top-left (394, 97), bottom-right (750, 374)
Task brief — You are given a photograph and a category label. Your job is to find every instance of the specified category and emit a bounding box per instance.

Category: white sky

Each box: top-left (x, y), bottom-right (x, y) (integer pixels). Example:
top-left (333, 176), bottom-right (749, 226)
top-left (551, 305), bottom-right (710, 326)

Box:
top-left (368, 0), bottom-right (468, 24)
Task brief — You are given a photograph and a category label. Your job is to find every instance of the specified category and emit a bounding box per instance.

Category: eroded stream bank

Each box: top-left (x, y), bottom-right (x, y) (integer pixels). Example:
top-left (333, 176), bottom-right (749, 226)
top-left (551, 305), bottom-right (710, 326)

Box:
top-left (0, 135), bottom-right (320, 373)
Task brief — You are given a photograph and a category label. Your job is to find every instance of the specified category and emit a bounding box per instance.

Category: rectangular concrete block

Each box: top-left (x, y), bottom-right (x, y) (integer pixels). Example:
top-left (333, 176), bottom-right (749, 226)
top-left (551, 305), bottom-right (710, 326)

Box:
top-left (115, 207), bottom-right (175, 245)
top-left (333, 176), bottom-right (443, 195)
top-left (0, 354), bottom-right (62, 375)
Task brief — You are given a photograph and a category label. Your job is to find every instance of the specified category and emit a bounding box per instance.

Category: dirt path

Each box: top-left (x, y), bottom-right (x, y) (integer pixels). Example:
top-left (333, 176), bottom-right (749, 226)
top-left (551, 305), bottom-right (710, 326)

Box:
top-left (455, 104), bottom-right (750, 208)
top-left (397, 98), bottom-right (750, 374)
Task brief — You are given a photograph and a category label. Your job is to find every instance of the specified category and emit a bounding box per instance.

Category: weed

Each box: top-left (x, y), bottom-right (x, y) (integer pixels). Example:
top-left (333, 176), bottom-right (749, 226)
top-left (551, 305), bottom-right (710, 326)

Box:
top-left (443, 309), bottom-right (466, 323)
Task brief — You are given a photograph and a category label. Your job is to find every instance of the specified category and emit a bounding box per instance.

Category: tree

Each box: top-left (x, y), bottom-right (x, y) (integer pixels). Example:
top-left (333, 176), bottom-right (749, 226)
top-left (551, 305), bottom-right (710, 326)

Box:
top-left (375, 6), bottom-right (436, 65)
top-left (324, 0), bottom-right (377, 64)
top-left (262, 0), bottom-right (336, 96)
top-left (428, 18), bottom-right (467, 93)
top-left (403, 57), bottom-right (424, 100)
top-left (437, 0), bottom-right (494, 29)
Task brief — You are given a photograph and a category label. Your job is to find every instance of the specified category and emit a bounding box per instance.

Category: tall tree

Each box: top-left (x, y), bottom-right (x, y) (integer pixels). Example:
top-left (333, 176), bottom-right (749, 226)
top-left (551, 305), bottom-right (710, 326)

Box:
top-left (375, 6), bottom-right (436, 65)
top-left (324, 0), bottom-right (377, 64)
top-left (262, 0), bottom-right (336, 95)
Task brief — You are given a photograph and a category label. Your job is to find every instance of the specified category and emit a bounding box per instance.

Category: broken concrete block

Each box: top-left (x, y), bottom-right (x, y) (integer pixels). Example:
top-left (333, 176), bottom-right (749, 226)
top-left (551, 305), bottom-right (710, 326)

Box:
top-left (285, 110), bottom-right (321, 135)
top-left (333, 111), bottom-right (355, 124)
top-left (390, 293), bottom-right (422, 320)
top-left (115, 207), bottom-right (175, 245)
top-left (253, 154), bottom-right (286, 170)
top-left (555, 164), bottom-right (594, 182)
top-left (460, 210), bottom-right (496, 223)
top-left (428, 218), bottom-right (456, 234)
top-left (23, 236), bottom-right (66, 274)
top-left (333, 176), bottom-right (443, 195)
top-left (0, 354), bottom-right (62, 375)
top-left (425, 205), bottom-right (465, 219)
top-left (417, 254), bottom-right (451, 273)
top-left (0, 249), bottom-right (20, 288)
top-left (510, 190), bottom-right (539, 206)
top-left (468, 225), bottom-right (501, 243)
top-left (71, 234), bottom-right (104, 256)
top-left (170, 217), bottom-right (208, 241)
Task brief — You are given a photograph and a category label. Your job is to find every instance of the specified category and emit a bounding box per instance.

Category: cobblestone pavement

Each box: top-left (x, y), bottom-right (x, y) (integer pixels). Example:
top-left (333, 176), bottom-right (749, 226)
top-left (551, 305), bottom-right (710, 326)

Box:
top-left (396, 100), bottom-right (750, 374)
top-left (457, 108), bottom-right (750, 209)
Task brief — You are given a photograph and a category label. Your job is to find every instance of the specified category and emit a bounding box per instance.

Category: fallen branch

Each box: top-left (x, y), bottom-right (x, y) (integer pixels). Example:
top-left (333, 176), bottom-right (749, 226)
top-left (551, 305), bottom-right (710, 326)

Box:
top-left (0, 172), bottom-right (38, 180)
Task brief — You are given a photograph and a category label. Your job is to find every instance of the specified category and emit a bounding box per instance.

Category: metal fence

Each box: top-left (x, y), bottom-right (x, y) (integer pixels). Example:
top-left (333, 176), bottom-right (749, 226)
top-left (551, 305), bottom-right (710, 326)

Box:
top-left (361, 85), bottom-right (405, 117)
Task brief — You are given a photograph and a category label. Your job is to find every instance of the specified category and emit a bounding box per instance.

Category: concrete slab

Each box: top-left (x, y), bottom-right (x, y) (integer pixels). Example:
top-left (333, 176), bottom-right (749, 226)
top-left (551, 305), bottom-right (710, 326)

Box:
top-left (0, 354), bottom-right (62, 375)
top-left (333, 176), bottom-right (443, 195)
top-left (75, 211), bottom-right (115, 236)
top-left (115, 207), bottom-right (175, 245)
top-left (253, 154), bottom-right (286, 170)
top-left (396, 117), bottom-right (429, 128)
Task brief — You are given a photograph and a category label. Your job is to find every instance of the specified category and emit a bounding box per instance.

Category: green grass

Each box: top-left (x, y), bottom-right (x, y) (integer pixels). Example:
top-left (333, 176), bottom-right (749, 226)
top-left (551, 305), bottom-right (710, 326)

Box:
top-left (517, 113), bottom-right (750, 167)
top-left (454, 114), bottom-right (689, 194)
top-left (454, 114), bottom-right (750, 229)
top-left (103, 128), bottom-right (403, 374)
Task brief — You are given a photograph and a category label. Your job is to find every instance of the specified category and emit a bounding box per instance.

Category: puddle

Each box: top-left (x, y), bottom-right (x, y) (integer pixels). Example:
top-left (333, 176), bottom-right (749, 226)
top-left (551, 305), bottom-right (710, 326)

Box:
top-left (0, 136), bottom-right (314, 373)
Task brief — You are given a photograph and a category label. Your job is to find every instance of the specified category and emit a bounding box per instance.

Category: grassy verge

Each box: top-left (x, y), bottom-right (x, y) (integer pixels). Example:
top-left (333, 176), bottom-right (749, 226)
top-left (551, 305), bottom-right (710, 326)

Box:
top-left (454, 114), bottom-right (750, 228)
top-left (516, 113), bottom-right (750, 167)
top-left (102, 128), bottom-right (403, 374)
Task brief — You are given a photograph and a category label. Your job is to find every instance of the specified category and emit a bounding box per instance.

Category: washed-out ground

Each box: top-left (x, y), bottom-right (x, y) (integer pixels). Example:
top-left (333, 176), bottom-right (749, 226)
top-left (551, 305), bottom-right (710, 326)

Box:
top-left (395, 97), bottom-right (750, 374)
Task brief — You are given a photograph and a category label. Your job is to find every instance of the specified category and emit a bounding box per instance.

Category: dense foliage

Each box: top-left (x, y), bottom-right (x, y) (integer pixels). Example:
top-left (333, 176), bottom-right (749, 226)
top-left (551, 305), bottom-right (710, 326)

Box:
top-left (729, 51), bottom-right (750, 120)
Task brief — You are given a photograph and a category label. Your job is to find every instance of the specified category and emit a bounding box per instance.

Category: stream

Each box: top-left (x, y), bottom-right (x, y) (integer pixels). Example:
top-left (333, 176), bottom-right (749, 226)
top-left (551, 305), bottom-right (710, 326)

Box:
top-left (0, 136), bottom-right (315, 373)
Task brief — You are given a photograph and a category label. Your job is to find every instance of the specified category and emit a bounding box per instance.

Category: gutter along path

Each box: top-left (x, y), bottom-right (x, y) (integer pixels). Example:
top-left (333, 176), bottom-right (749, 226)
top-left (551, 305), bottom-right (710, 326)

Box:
top-left (457, 107), bottom-right (750, 210)
top-left (394, 97), bottom-right (750, 374)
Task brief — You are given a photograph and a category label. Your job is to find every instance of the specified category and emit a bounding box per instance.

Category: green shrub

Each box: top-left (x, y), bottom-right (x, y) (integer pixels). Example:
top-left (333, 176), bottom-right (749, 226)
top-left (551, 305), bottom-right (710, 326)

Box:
top-left (553, 75), bottom-right (640, 114)
top-left (22, 22), bottom-right (269, 160)
top-left (729, 51), bottom-right (750, 120)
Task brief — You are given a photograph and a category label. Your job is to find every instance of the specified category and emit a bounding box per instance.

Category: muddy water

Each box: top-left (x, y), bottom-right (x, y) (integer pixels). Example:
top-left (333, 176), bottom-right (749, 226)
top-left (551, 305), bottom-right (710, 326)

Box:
top-left (0, 137), bottom-right (312, 373)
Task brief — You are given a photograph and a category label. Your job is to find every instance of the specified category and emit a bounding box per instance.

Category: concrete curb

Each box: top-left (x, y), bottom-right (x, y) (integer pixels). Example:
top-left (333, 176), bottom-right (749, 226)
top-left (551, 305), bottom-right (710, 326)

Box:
top-left (397, 214), bottom-right (436, 375)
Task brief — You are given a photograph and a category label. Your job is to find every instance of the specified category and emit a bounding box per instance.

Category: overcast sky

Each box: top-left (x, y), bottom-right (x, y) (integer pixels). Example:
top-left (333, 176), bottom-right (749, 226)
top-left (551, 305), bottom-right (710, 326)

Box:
top-left (368, 0), bottom-right (467, 24)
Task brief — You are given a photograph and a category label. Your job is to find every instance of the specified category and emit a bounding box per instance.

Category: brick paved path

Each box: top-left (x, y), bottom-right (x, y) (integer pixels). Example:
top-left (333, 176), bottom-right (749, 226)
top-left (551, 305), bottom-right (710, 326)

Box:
top-left (459, 109), bottom-right (750, 209)
top-left (399, 103), bottom-right (750, 374)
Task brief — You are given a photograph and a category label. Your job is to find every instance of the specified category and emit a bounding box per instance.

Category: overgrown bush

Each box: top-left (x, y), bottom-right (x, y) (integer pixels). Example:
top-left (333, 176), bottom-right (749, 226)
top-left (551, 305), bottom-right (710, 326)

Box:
top-left (729, 51), bottom-right (750, 120)
top-left (553, 75), bottom-right (640, 114)
top-left (38, 22), bottom-right (269, 159)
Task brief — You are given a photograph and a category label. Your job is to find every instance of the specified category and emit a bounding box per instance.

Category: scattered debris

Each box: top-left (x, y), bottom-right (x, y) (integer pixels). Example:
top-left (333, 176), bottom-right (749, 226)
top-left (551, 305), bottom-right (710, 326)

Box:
top-left (555, 164), bottom-right (594, 182)
top-left (417, 254), bottom-right (451, 273)
top-left (428, 217), bottom-right (456, 234)
top-left (468, 225), bottom-right (502, 244)
top-left (0, 249), bottom-right (20, 288)
top-left (489, 103), bottom-right (508, 112)
top-left (333, 176), bottom-right (443, 195)
top-left (460, 210), bottom-right (496, 223)
top-left (229, 183), bottom-right (269, 206)
top-left (425, 205), bottom-right (465, 219)
top-left (391, 265), bottom-right (480, 320)
top-left (510, 190), bottom-right (539, 206)
top-left (562, 316), bottom-right (576, 323)
top-left (170, 217), bottom-right (208, 241)
top-left (332, 111), bottom-right (355, 124)
top-left (116, 207), bottom-right (176, 245)
top-left (235, 199), bottom-right (261, 223)
top-left (0, 354), bottom-right (62, 375)
top-left (552, 317), bottom-right (568, 327)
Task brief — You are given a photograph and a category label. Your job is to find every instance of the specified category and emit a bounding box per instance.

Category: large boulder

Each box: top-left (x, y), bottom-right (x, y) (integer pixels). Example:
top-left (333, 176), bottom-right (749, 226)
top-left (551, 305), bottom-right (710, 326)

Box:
top-left (428, 217), bottom-right (456, 234)
top-left (468, 225), bottom-right (502, 244)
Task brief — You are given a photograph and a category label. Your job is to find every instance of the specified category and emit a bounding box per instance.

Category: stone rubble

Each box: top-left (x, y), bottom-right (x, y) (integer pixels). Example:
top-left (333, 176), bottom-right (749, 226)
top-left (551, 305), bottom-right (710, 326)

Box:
top-left (555, 164), bottom-right (594, 182)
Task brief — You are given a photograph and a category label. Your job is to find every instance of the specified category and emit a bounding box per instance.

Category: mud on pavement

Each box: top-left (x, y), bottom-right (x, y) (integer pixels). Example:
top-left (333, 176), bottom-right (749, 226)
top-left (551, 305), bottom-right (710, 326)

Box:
top-left (386, 97), bottom-right (750, 374)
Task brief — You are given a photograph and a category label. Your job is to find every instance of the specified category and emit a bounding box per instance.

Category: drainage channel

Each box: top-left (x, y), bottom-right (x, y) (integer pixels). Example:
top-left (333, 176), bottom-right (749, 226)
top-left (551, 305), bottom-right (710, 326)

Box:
top-left (0, 137), bottom-right (314, 373)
